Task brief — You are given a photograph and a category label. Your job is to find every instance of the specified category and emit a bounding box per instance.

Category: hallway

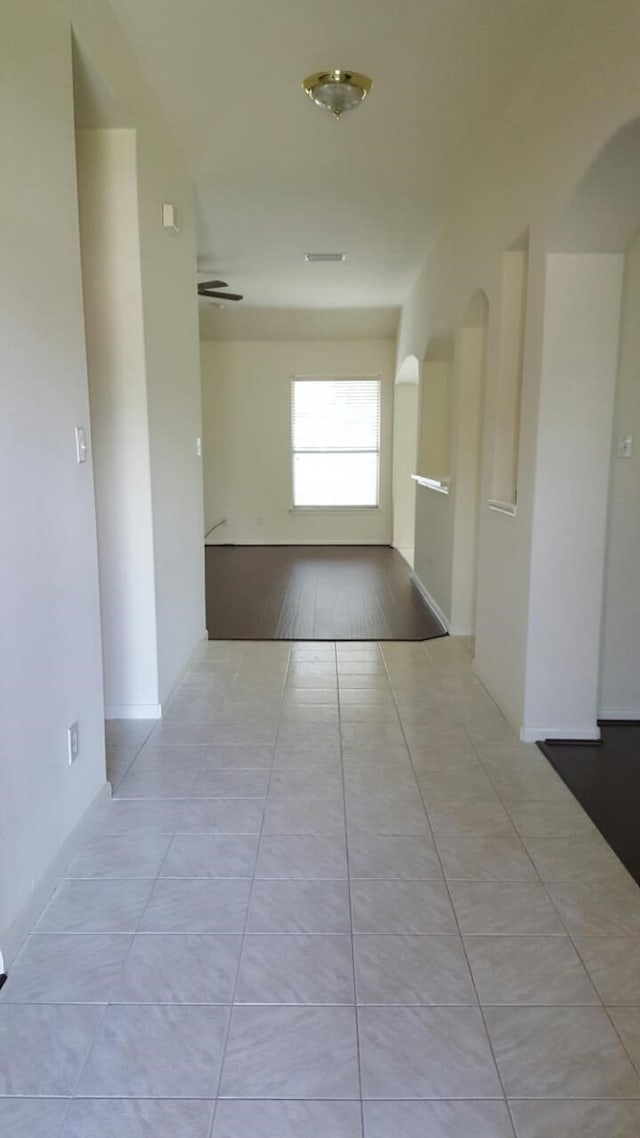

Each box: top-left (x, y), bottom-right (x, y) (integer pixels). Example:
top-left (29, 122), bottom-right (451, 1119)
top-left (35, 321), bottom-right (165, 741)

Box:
top-left (2, 638), bottom-right (640, 1136)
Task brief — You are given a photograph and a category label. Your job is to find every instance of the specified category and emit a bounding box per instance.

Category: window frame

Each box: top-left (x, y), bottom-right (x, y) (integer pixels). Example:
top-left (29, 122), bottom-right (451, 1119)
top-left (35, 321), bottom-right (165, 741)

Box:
top-left (290, 375), bottom-right (382, 512)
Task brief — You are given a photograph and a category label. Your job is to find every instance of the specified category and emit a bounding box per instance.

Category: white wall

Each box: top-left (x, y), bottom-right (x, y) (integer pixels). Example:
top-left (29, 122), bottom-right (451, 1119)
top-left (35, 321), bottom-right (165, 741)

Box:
top-left (73, 2), bottom-right (206, 705)
top-left (413, 485), bottom-right (453, 623)
top-left (1, 0), bottom-right (105, 952)
top-left (76, 129), bottom-right (160, 718)
top-left (201, 340), bottom-right (395, 545)
top-left (523, 254), bottom-right (624, 740)
top-left (600, 228), bottom-right (640, 717)
top-left (418, 362), bottom-right (451, 480)
top-left (412, 344), bottom-right (455, 626)
top-left (0, 0), bottom-right (204, 953)
top-left (135, 143), bottom-right (205, 700)
top-left (491, 250), bottom-right (527, 506)
top-left (450, 323), bottom-right (486, 635)
top-left (396, 0), bottom-right (640, 737)
top-left (391, 381), bottom-right (419, 567)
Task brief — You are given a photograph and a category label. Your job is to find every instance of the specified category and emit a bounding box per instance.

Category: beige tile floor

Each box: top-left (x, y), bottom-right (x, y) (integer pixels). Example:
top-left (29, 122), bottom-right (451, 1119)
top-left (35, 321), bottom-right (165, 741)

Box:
top-left (2, 637), bottom-right (640, 1136)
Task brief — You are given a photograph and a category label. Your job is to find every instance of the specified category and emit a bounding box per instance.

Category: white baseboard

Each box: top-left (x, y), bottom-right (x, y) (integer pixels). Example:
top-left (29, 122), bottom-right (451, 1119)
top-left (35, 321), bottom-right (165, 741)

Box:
top-left (449, 623), bottom-right (474, 637)
top-left (410, 573), bottom-right (449, 633)
top-left (393, 546), bottom-right (415, 570)
top-left (520, 723), bottom-right (602, 743)
top-left (472, 659), bottom-right (603, 743)
top-left (1, 782), bottom-right (112, 969)
top-left (598, 706), bottom-right (640, 720)
top-left (105, 703), bottom-right (162, 720)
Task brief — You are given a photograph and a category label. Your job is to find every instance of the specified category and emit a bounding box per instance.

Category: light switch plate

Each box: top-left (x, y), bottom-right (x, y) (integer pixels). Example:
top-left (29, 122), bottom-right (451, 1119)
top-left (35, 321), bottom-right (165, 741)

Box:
top-left (617, 433), bottom-right (633, 459)
top-left (75, 426), bottom-right (88, 464)
top-left (162, 203), bottom-right (179, 232)
top-left (68, 722), bottom-right (79, 765)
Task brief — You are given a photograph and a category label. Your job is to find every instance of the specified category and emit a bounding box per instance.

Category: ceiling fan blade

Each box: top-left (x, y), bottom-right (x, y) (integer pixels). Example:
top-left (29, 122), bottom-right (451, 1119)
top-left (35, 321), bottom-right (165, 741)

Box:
top-left (199, 290), bottom-right (244, 302)
top-left (198, 279), bottom-right (228, 290)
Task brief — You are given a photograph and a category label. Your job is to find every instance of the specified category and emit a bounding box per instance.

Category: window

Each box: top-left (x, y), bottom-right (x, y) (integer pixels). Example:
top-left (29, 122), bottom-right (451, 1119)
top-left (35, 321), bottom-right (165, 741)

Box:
top-left (291, 377), bottom-right (381, 508)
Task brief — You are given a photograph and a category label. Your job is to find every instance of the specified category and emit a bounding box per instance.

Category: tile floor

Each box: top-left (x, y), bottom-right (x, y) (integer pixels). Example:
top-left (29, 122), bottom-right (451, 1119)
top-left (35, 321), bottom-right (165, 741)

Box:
top-left (2, 638), bottom-right (640, 1136)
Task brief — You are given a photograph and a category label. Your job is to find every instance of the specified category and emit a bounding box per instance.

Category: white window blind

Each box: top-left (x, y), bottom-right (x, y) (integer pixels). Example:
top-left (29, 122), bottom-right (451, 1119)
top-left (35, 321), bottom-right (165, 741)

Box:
top-left (291, 377), bottom-right (381, 507)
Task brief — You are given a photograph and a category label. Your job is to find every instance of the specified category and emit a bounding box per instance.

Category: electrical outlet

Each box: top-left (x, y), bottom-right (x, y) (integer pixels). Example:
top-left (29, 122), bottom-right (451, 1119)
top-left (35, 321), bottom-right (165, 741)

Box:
top-left (67, 722), bottom-right (79, 765)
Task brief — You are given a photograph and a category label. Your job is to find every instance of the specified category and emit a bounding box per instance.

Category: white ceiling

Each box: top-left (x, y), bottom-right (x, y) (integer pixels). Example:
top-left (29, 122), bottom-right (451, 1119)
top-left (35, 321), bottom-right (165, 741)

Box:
top-left (110, 0), bottom-right (560, 339)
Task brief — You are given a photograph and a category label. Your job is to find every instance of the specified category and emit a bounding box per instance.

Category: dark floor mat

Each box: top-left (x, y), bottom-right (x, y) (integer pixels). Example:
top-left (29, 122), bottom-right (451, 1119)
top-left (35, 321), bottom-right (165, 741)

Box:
top-left (205, 544), bottom-right (447, 641)
top-left (538, 722), bottom-right (640, 886)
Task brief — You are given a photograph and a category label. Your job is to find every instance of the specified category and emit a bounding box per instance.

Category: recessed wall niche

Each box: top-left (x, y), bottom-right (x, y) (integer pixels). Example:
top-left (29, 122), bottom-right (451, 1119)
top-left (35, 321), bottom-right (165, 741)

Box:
top-left (418, 332), bottom-right (453, 484)
top-left (491, 231), bottom-right (529, 507)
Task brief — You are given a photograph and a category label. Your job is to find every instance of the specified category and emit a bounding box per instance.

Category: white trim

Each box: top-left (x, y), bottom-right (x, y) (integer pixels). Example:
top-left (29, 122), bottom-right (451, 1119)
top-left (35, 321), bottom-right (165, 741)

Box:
top-left (205, 538), bottom-right (392, 546)
top-left (520, 723), bottom-right (602, 743)
top-left (598, 707), bottom-right (640, 720)
top-left (105, 703), bottom-right (162, 720)
top-left (472, 660), bottom-right (604, 743)
top-left (290, 373), bottom-right (382, 381)
top-left (488, 499), bottom-right (517, 516)
top-left (411, 572), bottom-right (449, 632)
top-left (1, 782), bottom-right (112, 968)
top-left (449, 623), bottom-right (474, 637)
top-left (411, 474), bottom-right (450, 495)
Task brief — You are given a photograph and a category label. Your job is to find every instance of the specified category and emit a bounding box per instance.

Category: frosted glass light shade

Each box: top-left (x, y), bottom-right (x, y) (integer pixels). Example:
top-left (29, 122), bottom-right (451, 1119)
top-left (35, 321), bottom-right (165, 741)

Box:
top-left (303, 70), bottom-right (372, 118)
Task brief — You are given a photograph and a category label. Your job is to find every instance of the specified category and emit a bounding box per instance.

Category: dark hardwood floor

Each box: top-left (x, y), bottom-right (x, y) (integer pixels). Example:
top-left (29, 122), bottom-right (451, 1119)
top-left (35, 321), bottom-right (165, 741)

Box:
top-left (539, 722), bottom-right (640, 886)
top-left (204, 545), bottom-right (447, 641)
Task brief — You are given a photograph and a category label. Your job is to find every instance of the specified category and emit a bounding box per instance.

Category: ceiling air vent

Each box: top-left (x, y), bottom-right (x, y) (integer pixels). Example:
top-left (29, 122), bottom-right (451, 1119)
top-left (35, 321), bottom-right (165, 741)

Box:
top-left (305, 252), bottom-right (347, 263)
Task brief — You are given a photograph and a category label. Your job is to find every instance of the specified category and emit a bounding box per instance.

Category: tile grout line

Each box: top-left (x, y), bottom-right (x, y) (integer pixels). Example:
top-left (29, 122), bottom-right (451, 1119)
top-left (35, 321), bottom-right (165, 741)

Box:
top-left (380, 640), bottom-right (517, 1134)
top-left (207, 641), bottom-right (291, 1138)
top-left (4, 719), bottom-right (169, 1130)
top-left (336, 642), bottom-right (366, 1137)
top-left (64, 780), bottom-right (179, 1113)
top-left (417, 647), bottom-right (640, 1092)
top-left (6, 642), bottom-right (640, 1126)
top-left (462, 700), bottom-right (640, 1065)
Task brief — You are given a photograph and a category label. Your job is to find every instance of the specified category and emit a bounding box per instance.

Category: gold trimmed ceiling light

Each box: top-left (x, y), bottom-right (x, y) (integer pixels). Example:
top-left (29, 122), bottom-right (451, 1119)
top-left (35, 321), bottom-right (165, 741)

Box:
top-left (302, 70), bottom-right (372, 118)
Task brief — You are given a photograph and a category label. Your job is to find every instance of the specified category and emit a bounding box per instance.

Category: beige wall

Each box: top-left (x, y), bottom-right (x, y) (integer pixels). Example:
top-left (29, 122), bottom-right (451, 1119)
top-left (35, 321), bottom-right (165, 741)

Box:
top-left (201, 340), bottom-right (395, 545)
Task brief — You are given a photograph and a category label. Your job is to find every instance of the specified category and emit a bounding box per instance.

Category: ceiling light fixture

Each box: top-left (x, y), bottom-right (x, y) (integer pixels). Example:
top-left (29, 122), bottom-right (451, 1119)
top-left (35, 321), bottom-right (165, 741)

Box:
top-left (302, 70), bottom-right (372, 118)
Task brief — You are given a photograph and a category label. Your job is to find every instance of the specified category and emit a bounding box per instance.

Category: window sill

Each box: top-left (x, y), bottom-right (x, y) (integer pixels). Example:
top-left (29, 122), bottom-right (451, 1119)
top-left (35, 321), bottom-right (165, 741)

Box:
top-left (290, 506), bottom-right (381, 513)
top-left (411, 474), bottom-right (450, 495)
top-left (488, 499), bottom-right (517, 517)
